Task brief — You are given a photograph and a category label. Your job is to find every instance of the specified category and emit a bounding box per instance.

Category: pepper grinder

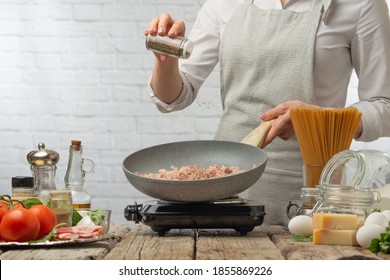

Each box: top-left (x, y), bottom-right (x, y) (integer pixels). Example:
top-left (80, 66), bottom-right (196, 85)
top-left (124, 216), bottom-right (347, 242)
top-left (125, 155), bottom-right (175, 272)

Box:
top-left (27, 142), bottom-right (60, 204)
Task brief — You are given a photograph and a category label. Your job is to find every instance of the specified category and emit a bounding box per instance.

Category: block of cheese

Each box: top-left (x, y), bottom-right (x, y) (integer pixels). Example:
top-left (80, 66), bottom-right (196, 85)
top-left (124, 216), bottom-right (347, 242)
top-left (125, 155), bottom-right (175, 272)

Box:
top-left (312, 213), bottom-right (362, 230)
top-left (313, 229), bottom-right (358, 246)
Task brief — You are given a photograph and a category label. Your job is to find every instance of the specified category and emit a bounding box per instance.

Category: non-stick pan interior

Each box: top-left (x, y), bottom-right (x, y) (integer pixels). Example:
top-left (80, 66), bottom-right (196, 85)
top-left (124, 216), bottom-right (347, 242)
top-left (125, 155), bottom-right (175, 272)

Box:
top-left (122, 140), bottom-right (268, 202)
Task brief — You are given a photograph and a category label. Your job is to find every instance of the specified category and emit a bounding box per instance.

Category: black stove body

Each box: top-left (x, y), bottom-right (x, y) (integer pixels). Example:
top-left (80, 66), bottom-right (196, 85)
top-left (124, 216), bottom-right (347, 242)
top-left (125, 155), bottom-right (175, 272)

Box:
top-left (124, 199), bottom-right (266, 236)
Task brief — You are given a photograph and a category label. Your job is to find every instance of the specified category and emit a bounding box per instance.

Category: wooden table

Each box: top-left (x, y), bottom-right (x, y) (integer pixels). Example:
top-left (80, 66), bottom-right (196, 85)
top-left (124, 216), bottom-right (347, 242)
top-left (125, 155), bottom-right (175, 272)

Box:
top-left (0, 224), bottom-right (388, 260)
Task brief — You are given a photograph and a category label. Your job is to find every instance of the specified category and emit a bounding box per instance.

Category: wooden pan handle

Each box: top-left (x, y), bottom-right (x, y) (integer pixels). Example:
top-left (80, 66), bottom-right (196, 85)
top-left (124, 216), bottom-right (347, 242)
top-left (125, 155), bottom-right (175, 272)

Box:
top-left (241, 119), bottom-right (275, 148)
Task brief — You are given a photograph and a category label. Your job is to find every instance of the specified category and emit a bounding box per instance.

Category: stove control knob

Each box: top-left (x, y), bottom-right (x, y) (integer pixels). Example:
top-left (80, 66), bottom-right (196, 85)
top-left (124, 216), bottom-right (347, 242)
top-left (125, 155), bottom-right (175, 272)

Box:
top-left (124, 203), bottom-right (141, 222)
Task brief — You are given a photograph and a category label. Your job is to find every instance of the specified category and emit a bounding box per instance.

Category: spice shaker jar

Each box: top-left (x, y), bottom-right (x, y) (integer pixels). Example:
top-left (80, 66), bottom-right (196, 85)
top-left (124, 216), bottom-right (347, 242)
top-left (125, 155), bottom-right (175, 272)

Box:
top-left (11, 176), bottom-right (35, 200)
top-left (27, 142), bottom-right (60, 203)
top-left (145, 34), bottom-right (193, 59)
top-left (49, 190), bottom-right (73, 227)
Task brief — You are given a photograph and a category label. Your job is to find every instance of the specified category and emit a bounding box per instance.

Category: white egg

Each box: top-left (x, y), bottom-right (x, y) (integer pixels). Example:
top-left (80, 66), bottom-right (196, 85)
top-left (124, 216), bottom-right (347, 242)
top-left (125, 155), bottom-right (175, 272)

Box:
top-left (364, 212), bottom-right (389, 227)
top-left (288, 215), bottom-right (313, 237)
top-left (356, 224), bottom-right (386, 248)
top-left (381, 210), bottom-right (390, 222)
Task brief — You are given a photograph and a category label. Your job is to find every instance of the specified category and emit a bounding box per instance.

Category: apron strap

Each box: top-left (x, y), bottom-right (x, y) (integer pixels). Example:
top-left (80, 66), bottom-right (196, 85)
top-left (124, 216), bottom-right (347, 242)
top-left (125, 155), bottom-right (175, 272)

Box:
top-left (321, 0), bottom-right (333, 25)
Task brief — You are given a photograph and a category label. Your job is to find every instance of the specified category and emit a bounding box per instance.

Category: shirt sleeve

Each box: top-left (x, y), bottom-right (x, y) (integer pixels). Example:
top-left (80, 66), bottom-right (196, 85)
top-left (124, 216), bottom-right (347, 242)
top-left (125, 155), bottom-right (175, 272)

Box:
top-left (350, 0), bottom-right (390, 141)
top-left (147, 0), bottom-right (222, 113)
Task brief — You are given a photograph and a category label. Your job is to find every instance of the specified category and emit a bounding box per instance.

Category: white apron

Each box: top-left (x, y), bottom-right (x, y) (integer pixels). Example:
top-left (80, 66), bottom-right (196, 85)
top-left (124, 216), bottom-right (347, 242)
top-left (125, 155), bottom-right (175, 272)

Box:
top-left (215, 0), bottom-right (330, 226)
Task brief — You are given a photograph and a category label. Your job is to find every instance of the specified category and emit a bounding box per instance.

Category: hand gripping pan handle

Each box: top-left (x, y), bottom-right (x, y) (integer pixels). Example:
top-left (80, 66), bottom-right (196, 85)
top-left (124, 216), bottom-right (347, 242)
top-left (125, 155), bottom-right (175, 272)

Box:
top-left (241, 119), bottom-right (275, 148)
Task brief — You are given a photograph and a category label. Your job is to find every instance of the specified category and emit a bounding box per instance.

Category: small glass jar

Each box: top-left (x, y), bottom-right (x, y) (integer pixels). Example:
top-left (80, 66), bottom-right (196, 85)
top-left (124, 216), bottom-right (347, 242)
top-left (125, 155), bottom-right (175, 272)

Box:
top-left (11, 176), bottom-right (35, 200)
top-left (313, 184), bottom-right (380, 223)
top-left (49, 190), bottom-right (73, 227)
top-left (145, 34), bottom-right (193, 59)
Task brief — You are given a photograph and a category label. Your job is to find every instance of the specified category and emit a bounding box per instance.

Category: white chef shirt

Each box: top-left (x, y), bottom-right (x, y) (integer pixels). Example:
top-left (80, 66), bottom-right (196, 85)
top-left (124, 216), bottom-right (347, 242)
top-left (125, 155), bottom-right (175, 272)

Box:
top-left (148, 0), bottom-right (390, 142)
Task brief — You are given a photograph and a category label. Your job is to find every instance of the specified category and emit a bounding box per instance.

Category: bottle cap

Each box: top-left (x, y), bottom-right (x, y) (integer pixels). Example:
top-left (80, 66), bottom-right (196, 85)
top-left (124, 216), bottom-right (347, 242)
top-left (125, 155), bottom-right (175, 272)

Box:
top-left (12, 176), bottom-right (34, 189)
top-left (26, 142), bottom-right (60, 166)
top-left (70, 140), bottom-right (82, 151)
top-left (181, 39), bottom-right (193, 59)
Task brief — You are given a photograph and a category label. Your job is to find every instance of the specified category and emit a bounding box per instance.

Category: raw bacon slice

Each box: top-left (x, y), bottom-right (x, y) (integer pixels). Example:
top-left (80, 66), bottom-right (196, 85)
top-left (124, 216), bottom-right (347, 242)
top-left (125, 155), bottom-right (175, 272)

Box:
top-left (55, 226), bottom-right (103, 240)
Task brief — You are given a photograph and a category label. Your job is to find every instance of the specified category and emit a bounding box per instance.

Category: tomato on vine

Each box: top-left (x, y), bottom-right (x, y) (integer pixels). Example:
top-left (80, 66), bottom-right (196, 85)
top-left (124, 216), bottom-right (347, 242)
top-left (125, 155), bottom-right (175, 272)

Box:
top-left (29, 205), bottom-right (57, 239)
top-left (0, 207), bottom-right (40, 242)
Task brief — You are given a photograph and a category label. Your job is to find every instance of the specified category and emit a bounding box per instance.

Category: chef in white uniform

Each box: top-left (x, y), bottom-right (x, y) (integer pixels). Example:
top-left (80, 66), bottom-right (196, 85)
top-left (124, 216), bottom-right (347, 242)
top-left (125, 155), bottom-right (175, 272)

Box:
top-left (145, 0), bottom-right (390, 226)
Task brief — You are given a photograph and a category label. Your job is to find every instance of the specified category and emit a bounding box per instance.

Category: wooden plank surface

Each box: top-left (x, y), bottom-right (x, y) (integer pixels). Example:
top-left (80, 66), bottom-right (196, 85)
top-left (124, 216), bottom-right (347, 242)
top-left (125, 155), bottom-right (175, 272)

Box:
top-left (0, 224), bottom-right (130, 260)
top-left (104, 224), bottom-right (195, 260)
top-left (264, 225), bottom-right (388, 260)
top-left (1, 223), bottom-right (389, 260)
top-left (196, 228), bottom-right (285, 260)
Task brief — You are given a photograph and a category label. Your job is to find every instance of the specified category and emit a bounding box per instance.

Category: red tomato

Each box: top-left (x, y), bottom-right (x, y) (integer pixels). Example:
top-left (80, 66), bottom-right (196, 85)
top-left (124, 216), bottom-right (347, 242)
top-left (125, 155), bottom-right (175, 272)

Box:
top-left (29, 205), bottom-right (57, 239)
top-left (0, 208), bottom-right (40, 242)
top-left (0, 201), bottom-right (8, 223)
top-left (0, 200), bottom-right (23, 224)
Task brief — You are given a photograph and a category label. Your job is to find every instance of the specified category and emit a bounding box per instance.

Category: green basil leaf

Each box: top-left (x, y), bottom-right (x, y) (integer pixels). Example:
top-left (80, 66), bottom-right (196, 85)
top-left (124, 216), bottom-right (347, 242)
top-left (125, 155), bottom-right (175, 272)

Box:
top-left (29, 223), bottom-right (67, 244)
top-left (291, 234), bottom-right (313, 242)
top-left (72, 209), bottom-right (83, 226)
top-left (21, 198), bottom-right (43, 209)
top-left (368, 238), bottom-right (381, 253)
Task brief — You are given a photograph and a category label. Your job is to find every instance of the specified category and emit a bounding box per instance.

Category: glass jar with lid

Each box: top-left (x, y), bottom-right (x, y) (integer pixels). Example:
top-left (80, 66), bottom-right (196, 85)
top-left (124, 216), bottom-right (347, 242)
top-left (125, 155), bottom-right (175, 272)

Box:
top-left (312, 184), bottom-right (380, 223)
top-left (320, 149), bottom-right (390, 210)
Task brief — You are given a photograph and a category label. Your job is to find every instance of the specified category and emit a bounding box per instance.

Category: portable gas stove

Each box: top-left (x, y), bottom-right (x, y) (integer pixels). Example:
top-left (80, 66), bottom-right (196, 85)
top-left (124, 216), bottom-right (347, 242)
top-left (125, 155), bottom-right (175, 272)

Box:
top-left (124, 197), bottom-right (265, 236)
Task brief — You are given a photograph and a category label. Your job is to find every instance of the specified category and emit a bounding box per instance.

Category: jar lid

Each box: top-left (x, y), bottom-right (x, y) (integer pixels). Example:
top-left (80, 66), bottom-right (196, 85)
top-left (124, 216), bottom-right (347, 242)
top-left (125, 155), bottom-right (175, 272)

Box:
top-left (12, 176), bottom-right (34, 189)
top-left (27, 142), bottom-right (60, 166)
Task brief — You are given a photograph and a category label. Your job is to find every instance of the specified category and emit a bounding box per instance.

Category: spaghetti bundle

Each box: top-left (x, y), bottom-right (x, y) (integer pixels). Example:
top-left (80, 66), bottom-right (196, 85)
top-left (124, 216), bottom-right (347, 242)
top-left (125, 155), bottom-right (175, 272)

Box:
top-left (290, 107), bottom-right (362, 187)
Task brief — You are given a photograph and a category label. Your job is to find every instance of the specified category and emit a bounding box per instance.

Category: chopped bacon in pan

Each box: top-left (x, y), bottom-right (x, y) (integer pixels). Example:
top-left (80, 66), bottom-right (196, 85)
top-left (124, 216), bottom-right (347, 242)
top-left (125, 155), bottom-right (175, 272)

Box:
top-left (136, 164), bottom-right (246, 180)
top-left (55, 226), bottom-right (103, 240)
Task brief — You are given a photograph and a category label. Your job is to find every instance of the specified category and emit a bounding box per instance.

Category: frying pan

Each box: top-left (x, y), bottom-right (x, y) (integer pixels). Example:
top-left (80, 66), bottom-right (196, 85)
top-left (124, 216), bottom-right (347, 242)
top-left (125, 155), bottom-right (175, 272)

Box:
top-left (122, 140), bottom-right (267, 202)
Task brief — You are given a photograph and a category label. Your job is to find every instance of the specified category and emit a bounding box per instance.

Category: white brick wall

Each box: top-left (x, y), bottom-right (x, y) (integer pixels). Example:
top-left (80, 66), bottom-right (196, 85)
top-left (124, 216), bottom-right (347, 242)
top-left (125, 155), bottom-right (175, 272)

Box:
top-left (0, 0), bottom-right (389, 225)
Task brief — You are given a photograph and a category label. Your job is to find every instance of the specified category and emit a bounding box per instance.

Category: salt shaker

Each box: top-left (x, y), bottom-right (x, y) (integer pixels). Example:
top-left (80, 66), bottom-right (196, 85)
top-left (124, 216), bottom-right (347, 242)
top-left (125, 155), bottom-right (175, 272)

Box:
top-left (145, 34), bottom-right (193, 59)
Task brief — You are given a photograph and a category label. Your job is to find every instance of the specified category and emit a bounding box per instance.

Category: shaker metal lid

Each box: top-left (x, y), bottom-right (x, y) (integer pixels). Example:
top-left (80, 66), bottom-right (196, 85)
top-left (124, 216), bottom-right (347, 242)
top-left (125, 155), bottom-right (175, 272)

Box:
top-left (27, 142), bottom-right (60, 166)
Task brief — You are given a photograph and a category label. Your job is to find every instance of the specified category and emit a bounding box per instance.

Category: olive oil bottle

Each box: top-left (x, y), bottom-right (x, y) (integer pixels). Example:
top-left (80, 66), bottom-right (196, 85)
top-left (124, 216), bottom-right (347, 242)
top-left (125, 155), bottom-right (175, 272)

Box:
top-left (64, 140), bottom-right (95, 211)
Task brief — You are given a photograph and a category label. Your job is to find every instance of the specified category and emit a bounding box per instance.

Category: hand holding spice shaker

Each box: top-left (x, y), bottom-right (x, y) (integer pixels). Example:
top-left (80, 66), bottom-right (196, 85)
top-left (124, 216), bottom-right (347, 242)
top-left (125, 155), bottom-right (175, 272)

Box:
top-left (145, 34), bottom-right (193, 59)
top-left (144, 13), bottom-right (191, 59)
